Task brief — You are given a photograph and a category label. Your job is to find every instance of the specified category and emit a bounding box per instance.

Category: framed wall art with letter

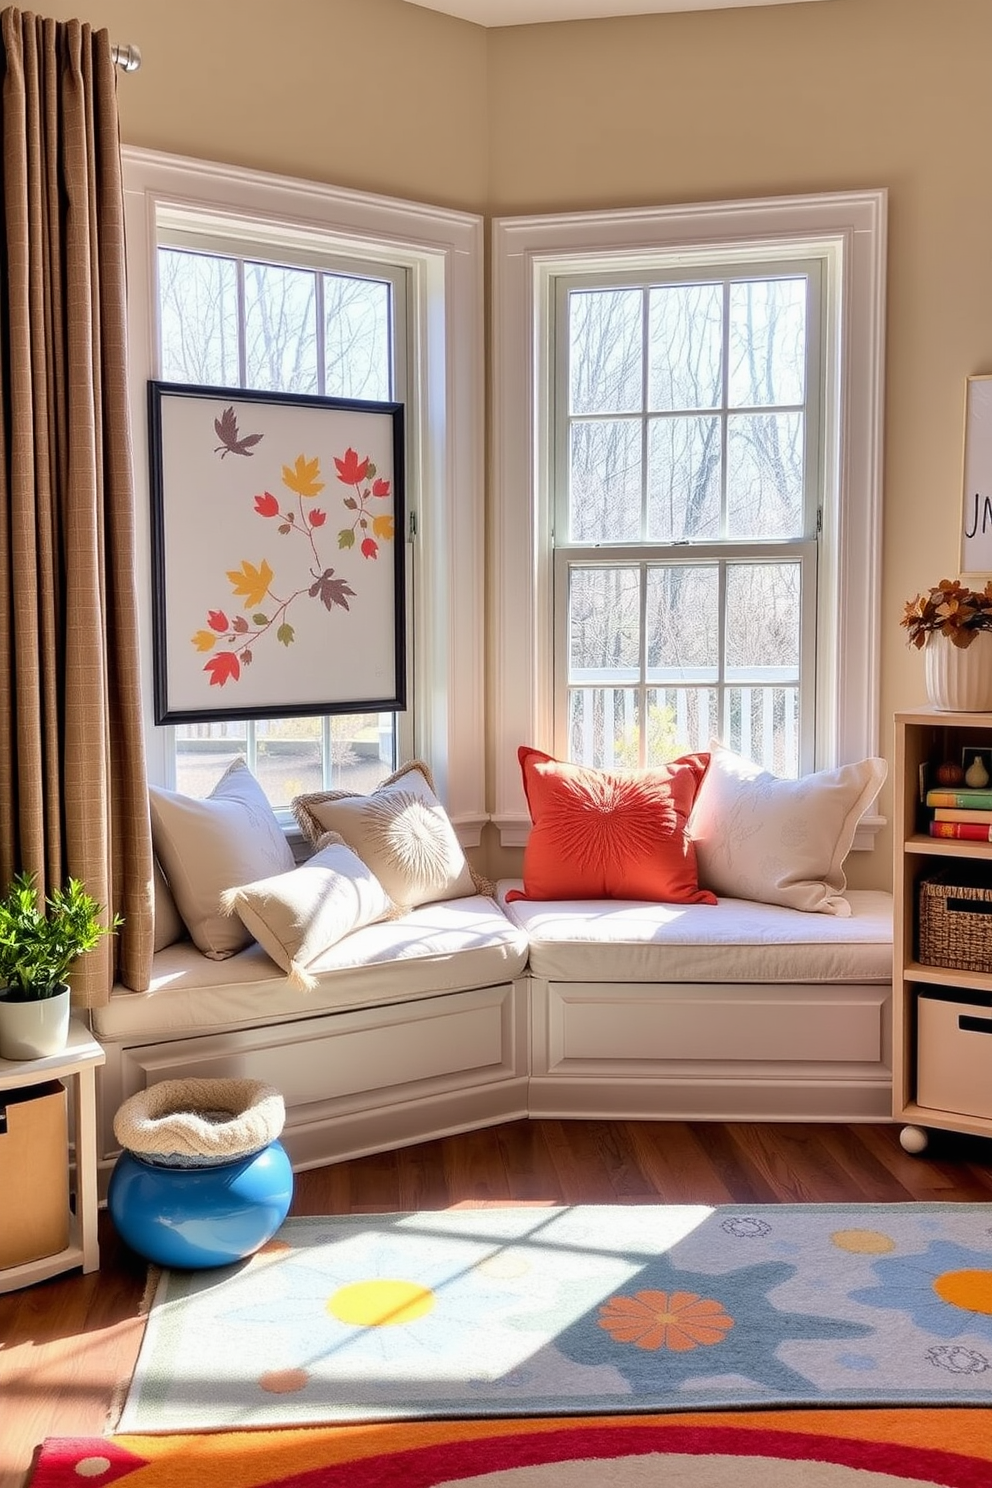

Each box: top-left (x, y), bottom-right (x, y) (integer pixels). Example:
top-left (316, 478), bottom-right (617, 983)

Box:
top-left (961, 373), bottom-right (992, 577)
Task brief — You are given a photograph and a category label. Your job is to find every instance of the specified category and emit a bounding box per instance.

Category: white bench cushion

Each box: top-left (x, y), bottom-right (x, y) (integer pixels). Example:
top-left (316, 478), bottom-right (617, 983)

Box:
top-left (498, 882), bottom-right (892, 984)
top-left (95, 895), bottom-right (529, 1041)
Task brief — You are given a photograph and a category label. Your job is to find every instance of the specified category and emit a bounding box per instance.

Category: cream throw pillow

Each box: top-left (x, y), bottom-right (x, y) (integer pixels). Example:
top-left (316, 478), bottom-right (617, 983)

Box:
top-left (149, 759), bottom-right (295, 958)
top-left (221, 834), bottom-right (394, 990)
top-left (292, 760), bottom-right (478, 909)
top-left (152, 858), bottom-right (186, 952)
top-left (689, 743), bottom-right (887, 916)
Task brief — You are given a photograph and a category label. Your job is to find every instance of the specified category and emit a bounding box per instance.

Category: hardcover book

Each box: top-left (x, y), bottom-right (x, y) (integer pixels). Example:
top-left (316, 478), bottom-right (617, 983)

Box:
top-left (928, 820), bottom-right (992, 841)
top-left (925, 789), bottom-right (992, 810)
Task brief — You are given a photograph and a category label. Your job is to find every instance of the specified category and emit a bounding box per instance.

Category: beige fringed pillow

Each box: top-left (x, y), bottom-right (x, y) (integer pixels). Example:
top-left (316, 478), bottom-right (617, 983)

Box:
top-left (221, 833), bottom-right (394, 990)
top-left (292, 760), bottom-right (481, 909)
top-left (149, 759), bottom-right (295, 959)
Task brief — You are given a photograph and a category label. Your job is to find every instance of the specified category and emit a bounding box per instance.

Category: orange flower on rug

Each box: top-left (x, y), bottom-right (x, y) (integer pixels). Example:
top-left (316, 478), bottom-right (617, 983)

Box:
top-left (597, 1289), bottom-right (735, 1351)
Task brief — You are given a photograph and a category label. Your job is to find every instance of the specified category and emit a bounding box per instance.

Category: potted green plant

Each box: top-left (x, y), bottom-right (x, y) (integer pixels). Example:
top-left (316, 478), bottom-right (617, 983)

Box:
top-left (901, 578), bottom-right (992, 711)
top-left (0, 872), bottom-right (122, 1060)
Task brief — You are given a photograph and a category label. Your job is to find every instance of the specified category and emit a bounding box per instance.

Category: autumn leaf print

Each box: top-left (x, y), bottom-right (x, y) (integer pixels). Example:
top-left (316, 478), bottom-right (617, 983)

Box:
top-left (192, 435), bottom-right (396, 695)
top-left (204, 652), bottom-right (241, 687)
top-left (334, 448), bottom-right (369, 485)
top-left (333, 447), bottom-right (394, 559)
top-left (282, 454), bottom-right (325, 499)
top-left (226, 558), bottom-right (274, 609)
top-left (308, 568), bottom-right (356, 612)
top-left (214, 406), bottom-right (263, 458)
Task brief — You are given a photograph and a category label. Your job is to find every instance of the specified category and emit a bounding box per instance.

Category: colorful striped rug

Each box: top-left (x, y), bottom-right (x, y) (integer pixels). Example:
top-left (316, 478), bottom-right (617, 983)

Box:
top-left (29, 1410), bottom-right (992, 1487)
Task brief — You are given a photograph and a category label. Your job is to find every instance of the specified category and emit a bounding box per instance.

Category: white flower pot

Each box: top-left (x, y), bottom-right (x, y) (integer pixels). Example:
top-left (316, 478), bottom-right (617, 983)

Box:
top-left (924, 632), bottom-right (992, 712)
top-left (0, 984), bottom-right (71, 1061)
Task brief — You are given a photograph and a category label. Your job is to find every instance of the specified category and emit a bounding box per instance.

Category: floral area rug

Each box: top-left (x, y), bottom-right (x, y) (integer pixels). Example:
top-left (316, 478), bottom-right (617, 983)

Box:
top-left (30, 1412), bottom-right (992, 1488)
top-left (117, 1204), bottom-right (992, 1432)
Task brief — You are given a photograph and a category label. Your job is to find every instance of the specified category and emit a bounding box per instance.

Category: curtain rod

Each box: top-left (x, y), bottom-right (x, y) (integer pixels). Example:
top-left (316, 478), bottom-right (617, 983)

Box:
top-left (111, 42), bottom-right (141, 72)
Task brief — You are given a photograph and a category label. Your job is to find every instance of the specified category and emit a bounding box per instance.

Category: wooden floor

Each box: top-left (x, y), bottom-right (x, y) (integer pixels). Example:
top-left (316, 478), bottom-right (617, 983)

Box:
top-left (4, 1116), bottom-right (992, 1487)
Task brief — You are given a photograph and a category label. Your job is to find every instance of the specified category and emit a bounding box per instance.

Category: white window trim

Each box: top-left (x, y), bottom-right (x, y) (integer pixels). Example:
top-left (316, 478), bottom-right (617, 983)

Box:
top-left (122, 148), bottom-right (487, 844)
top-left (491, 189), bottom-right (887, 849)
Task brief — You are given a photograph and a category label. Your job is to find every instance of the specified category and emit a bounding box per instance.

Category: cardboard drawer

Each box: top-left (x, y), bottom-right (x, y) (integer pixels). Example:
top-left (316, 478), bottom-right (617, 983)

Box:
top-left (0, 1080), bottom-right (70, 1268)
top-left (917, 989), bottom-right (992, 1120)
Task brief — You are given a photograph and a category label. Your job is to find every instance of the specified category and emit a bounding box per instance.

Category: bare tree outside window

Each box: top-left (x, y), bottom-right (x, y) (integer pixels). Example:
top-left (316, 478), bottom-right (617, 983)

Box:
top-left (560, 270), bottom-right (814, 776)
top-left (244, 261), bottom-right (318, 394)
top-left (325, 274), bottom-right (391, 401)
top-left (159, 250), bottom-right (239, 386)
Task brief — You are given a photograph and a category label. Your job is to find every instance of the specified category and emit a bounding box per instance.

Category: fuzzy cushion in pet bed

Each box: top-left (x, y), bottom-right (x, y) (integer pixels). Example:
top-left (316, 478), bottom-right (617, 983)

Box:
top-left (113, 1078), bottom-right (285, 1168)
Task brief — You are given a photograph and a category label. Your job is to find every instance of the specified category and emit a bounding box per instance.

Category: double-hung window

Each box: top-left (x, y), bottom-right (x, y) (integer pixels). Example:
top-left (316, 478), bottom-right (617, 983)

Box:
top-left (123, 149), bottom-right (486, 840)
top-left (155, 230), bottom-right (407, 806)
top-left (556, 264), bottom-right (820, 777)
top-left (492, 191), bottom-right (886, 847)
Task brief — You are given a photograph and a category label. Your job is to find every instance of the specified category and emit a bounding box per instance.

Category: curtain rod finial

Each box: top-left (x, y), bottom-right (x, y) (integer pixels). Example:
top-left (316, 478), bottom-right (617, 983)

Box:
top-left (112, 42), bottom-right (141, 73)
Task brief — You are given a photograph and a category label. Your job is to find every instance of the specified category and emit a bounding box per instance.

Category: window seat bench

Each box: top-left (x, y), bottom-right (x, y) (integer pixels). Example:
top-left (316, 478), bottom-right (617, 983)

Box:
top-left (91, 884), bottom-right (894, 1188)
top-left (500, 885), bottom-right (894, 1128)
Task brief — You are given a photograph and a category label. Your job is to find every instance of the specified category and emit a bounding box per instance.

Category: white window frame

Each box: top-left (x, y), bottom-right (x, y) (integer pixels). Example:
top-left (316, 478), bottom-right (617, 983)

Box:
top-left (551, 258), bottom-right (823, 776)
top-left (123, 148), bottom-right (487, 844)
top-left (492, 189), bottom-right (887, 849)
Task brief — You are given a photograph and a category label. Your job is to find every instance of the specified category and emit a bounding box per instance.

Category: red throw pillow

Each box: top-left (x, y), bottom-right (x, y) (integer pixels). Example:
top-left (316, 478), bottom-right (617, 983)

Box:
top-left (508, 745), bottom-right (717, 904)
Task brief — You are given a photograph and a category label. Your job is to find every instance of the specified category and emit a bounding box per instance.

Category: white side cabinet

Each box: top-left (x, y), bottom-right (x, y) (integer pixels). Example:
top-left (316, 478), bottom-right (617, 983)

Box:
top-left (0, 1019), bottom-right (105, 1292)
top-left (894, 708), bottom-right (992, 1152)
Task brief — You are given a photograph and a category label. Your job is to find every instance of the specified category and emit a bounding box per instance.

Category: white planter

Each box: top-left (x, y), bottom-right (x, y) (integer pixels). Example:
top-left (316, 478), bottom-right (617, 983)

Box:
top-left (924, 632), bottom-right (992, 712)
top-left (0, 984), bottom-right (71, 1061)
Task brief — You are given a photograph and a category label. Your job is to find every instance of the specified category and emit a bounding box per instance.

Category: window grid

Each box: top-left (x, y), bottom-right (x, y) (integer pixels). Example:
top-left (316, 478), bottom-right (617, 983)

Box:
top-left (155, 236), bottom-right (406, 806)
top-left (553, 264), bottom-right (821, 777)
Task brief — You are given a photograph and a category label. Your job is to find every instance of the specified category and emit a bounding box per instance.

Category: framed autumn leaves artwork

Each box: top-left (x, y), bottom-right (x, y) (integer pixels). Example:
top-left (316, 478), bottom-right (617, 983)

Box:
top-left (147, 382), bottom-right (405, 724)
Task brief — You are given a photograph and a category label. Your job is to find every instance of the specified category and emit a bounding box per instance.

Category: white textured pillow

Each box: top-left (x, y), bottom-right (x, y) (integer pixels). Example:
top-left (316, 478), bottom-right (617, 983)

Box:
top-left (221, 834), bottom-right (394, 990)
top-left (149, 759), bottom-right (294, 959)
top-left (689, 743), bottom-right (887, 916)
top-left (292, 760), bottom-right (478, 909)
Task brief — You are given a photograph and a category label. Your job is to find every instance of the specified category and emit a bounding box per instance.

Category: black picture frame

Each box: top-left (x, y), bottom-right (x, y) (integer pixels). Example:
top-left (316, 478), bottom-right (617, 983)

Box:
top-left (148, 381), bottom-right (405, 726)
top-left (960, 746), bottom-right (992, 784)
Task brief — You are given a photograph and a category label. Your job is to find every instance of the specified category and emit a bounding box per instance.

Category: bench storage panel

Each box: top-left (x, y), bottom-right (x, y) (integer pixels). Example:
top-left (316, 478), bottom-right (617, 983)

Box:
top-left (528, 978), bottom-right (891, 1122)
top-left (536, 982), bottom-right (888, 1066)
top-left (99, 980), bottom-right (530, 1174)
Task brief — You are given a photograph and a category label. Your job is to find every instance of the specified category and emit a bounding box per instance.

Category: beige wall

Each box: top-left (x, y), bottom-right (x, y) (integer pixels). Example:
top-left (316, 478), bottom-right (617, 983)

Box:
top-left (485, 0), bottom-right (992, 889)
top-left (41, 0), bottom-right (489, 210)
top-left (46, 0), bottom-right (987, 890)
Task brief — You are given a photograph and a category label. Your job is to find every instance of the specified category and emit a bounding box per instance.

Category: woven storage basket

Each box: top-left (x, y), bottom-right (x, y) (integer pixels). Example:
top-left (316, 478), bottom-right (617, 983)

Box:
top-left (918, 873), bottom-right (992, 973)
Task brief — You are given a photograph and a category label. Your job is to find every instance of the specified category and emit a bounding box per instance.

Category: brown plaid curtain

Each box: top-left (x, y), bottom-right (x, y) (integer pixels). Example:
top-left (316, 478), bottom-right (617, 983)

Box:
top-left (0, 7), bottom-right (153, 1003)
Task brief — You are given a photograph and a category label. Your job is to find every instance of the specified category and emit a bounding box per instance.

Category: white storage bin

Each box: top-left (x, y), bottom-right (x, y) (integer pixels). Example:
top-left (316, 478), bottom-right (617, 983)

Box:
top-left (917, 989), bottom-right (992, 1120)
